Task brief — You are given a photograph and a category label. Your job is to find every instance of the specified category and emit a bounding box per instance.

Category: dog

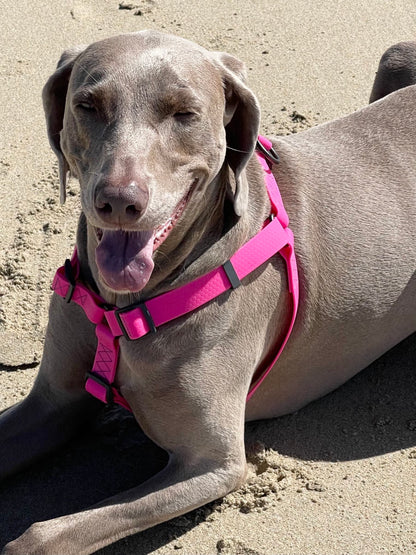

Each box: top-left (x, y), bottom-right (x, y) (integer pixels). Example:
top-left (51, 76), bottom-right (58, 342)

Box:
top-left (1, 33), bottom-right (415, 555)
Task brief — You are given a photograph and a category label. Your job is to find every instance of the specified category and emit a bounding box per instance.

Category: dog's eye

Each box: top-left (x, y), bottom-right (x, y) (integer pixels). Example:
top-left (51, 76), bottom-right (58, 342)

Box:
top-left (76, 101), bottom-right (96, 112)
top-left (173, 111), bottom-right (196, 122)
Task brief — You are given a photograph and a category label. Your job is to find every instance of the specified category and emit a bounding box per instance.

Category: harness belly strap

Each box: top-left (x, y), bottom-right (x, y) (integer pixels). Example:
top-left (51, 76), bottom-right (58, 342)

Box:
top-left (51, 136), bottom-right (299, 411)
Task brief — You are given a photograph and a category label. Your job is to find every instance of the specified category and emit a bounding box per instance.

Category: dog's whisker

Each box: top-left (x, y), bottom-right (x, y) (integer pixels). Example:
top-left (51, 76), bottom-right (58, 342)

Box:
top-left (226, 145), bottom-right (252, 154)
top-left (74, 62), bottom-right (101, 86)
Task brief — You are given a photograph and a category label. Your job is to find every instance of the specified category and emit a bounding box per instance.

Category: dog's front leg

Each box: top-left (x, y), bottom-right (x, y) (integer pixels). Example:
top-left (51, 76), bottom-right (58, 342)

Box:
top-left (3, 452), bottom-right (245, 555)
top-left (0, 293), bottom-right (99, 480)
top-left (2, 350), bottom-right (248, 555)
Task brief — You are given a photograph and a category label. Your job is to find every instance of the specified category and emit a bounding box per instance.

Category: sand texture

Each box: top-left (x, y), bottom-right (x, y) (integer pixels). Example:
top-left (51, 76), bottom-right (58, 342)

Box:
top-left (0, 1), bottom-right (416, 553)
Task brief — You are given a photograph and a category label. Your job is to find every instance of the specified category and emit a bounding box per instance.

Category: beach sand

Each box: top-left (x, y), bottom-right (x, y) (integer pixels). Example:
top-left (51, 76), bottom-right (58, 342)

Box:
top-left (0, 1), bottom-right (415, 553)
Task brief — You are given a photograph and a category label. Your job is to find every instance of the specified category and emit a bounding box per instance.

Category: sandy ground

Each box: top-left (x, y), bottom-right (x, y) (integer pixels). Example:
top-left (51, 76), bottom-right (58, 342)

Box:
top-left (0, 1), bottom-right (416, 553)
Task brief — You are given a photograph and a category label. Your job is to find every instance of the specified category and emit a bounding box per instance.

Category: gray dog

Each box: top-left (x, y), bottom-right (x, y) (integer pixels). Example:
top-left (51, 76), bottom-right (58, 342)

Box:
top-left (1, 33), bottom-right (415, 555)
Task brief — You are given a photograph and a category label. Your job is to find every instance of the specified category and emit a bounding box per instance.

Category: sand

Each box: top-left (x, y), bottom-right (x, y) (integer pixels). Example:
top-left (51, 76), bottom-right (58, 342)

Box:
top-left (0, 1), bottom-right (416, 553)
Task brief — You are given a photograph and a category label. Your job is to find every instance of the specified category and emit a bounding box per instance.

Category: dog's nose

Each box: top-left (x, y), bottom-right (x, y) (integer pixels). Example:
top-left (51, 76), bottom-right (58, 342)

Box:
top-left (95, 181), bottom-right (149, 226)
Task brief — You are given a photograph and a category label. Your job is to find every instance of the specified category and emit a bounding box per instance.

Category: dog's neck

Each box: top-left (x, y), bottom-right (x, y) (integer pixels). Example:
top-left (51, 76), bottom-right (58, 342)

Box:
top-left (80, 155), bottom-right (270, 308)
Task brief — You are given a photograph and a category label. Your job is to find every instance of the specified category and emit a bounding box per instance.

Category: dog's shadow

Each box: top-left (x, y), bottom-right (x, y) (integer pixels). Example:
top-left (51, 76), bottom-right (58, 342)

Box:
top-left (0, 333), bottom-right (414, 554)
top-left (247, 331), bottom-right (416, 462)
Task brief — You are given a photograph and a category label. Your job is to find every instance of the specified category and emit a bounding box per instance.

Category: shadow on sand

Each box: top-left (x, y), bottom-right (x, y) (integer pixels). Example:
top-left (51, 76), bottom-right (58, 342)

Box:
top-left (0, 333), bottom-right (414, 554)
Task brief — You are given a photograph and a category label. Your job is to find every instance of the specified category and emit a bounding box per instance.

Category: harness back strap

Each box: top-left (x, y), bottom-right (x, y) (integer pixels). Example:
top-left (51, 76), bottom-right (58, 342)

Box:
top-left (51, 135), bottom-right (299, 410)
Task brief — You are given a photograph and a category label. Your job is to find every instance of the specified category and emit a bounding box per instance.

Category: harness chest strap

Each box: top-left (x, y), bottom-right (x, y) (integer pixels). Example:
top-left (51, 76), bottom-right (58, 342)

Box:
top-left (51, 136), bottom-right (299, 410)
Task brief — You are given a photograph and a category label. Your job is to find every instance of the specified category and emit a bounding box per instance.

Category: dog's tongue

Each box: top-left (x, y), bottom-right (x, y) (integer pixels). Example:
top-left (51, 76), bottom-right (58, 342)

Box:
top-left (95, 229), bottom-right (154, 292)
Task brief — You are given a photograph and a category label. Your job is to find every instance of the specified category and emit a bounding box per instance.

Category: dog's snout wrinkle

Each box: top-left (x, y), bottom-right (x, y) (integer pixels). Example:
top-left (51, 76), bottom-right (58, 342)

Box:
top-left (95, 180), bottom-right (149, 226)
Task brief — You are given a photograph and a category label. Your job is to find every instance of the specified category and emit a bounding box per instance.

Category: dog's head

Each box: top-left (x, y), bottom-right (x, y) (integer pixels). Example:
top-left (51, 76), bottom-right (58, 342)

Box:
top-left (43, 31), bottom-right (260, 294)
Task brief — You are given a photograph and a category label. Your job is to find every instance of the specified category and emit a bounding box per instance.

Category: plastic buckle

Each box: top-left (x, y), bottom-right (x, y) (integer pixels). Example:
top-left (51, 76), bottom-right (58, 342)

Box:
top-left (64, 259), bottom-right (76, 303)
top-left (85, 372), bottom-right (114, 404)
top-left (114, 302), bottom-right (157, 340)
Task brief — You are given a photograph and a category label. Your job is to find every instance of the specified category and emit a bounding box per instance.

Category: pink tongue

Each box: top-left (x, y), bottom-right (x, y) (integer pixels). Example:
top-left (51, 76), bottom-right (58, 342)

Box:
top-left (95, 230), bottom-right (154, 292)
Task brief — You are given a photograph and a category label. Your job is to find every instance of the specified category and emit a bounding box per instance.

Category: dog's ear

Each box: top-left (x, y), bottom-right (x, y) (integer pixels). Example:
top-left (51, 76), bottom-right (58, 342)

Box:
top-left (212, 52), bottom-right (261, 216)
top-left (42, 46), bottom-right (86, 204)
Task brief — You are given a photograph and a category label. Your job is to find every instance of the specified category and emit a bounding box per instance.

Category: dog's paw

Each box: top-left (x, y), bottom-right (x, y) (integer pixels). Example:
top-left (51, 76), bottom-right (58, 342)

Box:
top-left (2, 520), bottom-right (78, 555)
top-left (2, 524), bottom-right (47, 555)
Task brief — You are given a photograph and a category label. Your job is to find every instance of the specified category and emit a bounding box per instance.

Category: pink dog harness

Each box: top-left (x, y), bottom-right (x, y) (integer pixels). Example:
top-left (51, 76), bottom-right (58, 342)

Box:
top-left (51, 136), bottom-right (299, 410)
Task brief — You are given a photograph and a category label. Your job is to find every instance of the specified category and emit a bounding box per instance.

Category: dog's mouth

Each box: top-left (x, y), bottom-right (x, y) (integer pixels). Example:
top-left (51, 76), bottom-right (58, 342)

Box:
top-left (94, 181), bottom-right (196, 293)
top-left (153, 184), bottom-right (194, 250)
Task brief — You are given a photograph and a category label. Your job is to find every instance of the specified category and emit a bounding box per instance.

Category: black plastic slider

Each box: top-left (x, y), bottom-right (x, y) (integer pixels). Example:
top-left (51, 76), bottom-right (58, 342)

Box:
top-left (223, 260), bottom-right (241, 289)
top-left (64, 258), bottom-right (76, 303)
top-left (85, 372), bottom-right (114, 404)
top-left (115, 301), bottom-right (157, 340)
